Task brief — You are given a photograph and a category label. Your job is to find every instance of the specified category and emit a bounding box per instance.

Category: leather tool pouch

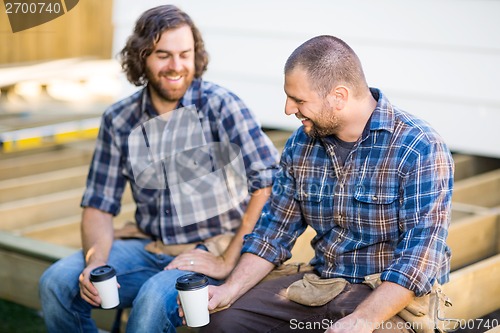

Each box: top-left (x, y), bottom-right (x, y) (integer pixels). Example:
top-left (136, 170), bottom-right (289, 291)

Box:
top-left (363, 273), bottom-right (456, 333)
top-left (286, 273), bottom-right (349, 306)
top-left (144, 233), bottom-right (234, 257)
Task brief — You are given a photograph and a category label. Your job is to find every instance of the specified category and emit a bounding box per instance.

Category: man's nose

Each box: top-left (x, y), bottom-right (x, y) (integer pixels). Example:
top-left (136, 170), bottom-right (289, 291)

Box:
top-left (167, 56), bottom-right (183, 72)
top-left (284, 99), bottom-right (298, 116)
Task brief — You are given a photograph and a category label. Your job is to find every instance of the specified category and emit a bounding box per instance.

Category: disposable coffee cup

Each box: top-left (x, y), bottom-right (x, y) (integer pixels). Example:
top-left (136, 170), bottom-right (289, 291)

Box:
top-left (89, 265), bottom-right (120, 309)
top-left (176, 273), bottom-right (209, 327)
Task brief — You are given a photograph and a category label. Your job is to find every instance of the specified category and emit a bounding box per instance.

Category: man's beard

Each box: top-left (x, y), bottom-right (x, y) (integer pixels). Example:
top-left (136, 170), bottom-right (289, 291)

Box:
top-left (146, 68), bottom-right (194, 103)
top-left (304, 103), bottom-right (341, 138)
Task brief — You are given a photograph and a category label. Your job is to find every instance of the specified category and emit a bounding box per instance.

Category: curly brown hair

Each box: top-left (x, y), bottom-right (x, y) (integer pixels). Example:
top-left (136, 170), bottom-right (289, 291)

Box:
top-left (120, 5), bottom-right (209, 86)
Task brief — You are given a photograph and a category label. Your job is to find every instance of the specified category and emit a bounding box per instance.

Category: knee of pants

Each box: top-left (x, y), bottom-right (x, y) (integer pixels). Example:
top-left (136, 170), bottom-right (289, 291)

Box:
top-left (39, 263), bottom-right (66, 298)
top-left (130, 271), bottom-right (184, 322)
top-left (202, 308), bottom-right (241, 332)
top-left (39, 257), bottom-right (81, 302)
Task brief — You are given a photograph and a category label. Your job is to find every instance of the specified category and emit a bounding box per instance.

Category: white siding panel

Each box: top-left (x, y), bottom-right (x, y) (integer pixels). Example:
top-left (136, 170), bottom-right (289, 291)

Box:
top-left (113, 0), bottom-right (500, 157)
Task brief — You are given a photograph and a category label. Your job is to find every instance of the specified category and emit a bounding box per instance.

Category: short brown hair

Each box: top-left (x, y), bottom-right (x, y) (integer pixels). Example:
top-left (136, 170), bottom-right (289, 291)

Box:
top-left (284, 35), bottom-right (367, 98)
top-left (120, 5), bottom-right (209, 86)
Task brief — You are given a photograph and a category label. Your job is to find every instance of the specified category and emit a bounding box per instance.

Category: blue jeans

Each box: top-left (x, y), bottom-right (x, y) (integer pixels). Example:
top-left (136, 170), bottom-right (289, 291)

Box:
top-left (39, 239), bottom-right (219, 333)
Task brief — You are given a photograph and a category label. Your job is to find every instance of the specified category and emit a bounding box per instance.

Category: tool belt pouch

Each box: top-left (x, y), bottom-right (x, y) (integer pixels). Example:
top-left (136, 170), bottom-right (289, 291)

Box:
top-left (144, 233), bottom-right (234, 257)
top-left (286, 273), bottom-right (349, 306)
top-left (363, 273), bottom-right (454, 333)
top-left (262, 262), bottom-right (314, 283)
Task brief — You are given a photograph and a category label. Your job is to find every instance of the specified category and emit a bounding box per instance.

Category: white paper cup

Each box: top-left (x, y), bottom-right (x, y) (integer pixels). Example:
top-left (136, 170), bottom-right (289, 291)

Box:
top-left (176, 273), bottom-right (209, 327)
top-left (89, 265), bottom-right (120, 309)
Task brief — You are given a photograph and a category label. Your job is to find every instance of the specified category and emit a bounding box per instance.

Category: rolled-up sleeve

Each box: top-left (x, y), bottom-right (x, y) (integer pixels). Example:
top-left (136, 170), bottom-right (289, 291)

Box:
top-left (243, 134), bottom-right (307, 265)
top-left (381, 142), bottom-right (454, 296)
top-left (81, 113), bottom-right (127, 216)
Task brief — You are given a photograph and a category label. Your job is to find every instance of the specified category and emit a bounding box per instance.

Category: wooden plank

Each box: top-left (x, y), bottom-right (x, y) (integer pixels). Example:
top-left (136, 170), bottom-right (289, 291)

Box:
top-left (0, 230), bottom-right (75, 262)
top-left (0, 233), bottom-right (116, 330)
top-left (21, 203), bottom-right (137, 248)
top-left (0, 187), bottom-right (133, 231)
top-left (0, 250), bottom-right (57, 309)
top-left (0, 147), bottom-right (93, 180)
top-left (453, 169), bottom-right (500, 208)
top-left (448, 213), bottom-right (499, 270)
top-left (0, 165), bottom-right (88, 202)
top-left (0, 0), bottom-right (113, 64)
top-left (0, 188), bottom-right (85, 230)
top-left (453, 154), bottom-right (500, 182)
top-left (443, 253), bottom-right (500, 321)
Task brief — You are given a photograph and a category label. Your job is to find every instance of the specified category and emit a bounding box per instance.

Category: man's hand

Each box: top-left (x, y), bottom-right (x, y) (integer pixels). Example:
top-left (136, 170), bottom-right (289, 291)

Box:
top-left (176, 284), bottom-right (234, 324)
top-left (325, 314), bottom-right (375, 333)
top-left (207, 284), bottom-right (236, 313)
top-left (78, 263), bottom-right (104, 307)
top-left (165, 248), bottom-right (232, 279)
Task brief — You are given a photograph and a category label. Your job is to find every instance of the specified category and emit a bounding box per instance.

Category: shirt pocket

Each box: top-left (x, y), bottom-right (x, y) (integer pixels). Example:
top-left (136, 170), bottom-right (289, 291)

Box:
top-left (352, 182), bottom-right (400, 240)
top-left (293, 182), bottom-right (334, 230)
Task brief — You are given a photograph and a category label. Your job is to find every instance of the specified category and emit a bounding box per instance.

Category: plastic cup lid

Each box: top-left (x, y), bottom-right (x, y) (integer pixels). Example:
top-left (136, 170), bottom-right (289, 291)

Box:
top-left (90, 265), bottom-right (116, 282)
top-left (175, 273), bottom-right (209, 291)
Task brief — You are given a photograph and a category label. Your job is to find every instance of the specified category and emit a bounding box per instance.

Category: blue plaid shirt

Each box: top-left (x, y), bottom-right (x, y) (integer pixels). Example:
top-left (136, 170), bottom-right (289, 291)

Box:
top-left (82, 79), bottom-right (279, 245)
top-left (243, 89), bottom-right (454, 296)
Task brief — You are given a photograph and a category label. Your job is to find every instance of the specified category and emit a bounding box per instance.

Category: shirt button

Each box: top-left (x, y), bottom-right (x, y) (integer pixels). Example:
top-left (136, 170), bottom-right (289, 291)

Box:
top-left (372, 196), bottom-right (378, 201)
top-left (165, 209), bottom-right (170, 214)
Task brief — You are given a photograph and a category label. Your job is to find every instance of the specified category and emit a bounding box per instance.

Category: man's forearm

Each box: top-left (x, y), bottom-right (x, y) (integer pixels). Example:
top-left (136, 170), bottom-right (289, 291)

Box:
top-left (350, 281), bottom-right (414, 330)
top-left (222, 186), bottom-right (272, 268)
top-left (81, 207), bottom-right (114, 266)
top-left (224, 253), bottom-right (275, 303)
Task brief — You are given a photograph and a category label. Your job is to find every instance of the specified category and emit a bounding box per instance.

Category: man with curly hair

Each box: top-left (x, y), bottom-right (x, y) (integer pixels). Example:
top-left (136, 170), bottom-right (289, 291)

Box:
top-left (39, 5), bottom-right (279, 333)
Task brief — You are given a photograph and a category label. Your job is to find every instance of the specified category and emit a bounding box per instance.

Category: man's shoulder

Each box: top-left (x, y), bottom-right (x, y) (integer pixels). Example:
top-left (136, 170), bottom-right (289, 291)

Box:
top-left (392, 107), bottom-right (446, 145)
top-left (199, 80), bottom-right (243, 102)
top-left (282, 127), bottom-right (314, 152)
top-left (103, 88), bottom-right (144, 117)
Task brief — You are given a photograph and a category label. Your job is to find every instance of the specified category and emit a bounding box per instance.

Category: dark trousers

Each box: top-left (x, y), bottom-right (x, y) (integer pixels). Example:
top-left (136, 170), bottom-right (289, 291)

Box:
top-left (202, 272), bottom-right (414, 333)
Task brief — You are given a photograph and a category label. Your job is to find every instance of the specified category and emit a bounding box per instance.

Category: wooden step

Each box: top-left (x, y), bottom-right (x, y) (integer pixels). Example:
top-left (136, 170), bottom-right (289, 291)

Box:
top-left (0, 186), bottom-right (133, 231)
top-left (0, 230), bottom-right (117, 330)
top-left (448, 213), bottom-right (500, 271)
top-left (0, 188), bottom-right (86, 230)
top-left (453, 169), bottom-right (500, 209)
top-left (453, 154), bottom-right (500, 182)
top-left (444, 253), bottom-right (500, 322)
top-left (0, 145), bottom-right (93, 180)
top-left (20, 203), bottom-right (136, 248)
top-left (0, 165), bottom-right (88, 202)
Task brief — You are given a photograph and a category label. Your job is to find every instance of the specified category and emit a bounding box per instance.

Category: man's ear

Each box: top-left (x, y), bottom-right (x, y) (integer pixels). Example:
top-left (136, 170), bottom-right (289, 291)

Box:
top-left (326, 86), bottom-right (348, 109)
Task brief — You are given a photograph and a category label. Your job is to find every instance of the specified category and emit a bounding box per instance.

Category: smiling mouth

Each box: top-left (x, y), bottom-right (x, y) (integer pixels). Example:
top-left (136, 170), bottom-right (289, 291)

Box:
top-left (165, 74), bottom-right (182, 81)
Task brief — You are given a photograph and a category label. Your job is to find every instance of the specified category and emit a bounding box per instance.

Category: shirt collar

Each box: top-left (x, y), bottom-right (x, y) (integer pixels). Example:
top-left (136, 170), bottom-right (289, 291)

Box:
top-left (367, 87), bottom-right (394, 134)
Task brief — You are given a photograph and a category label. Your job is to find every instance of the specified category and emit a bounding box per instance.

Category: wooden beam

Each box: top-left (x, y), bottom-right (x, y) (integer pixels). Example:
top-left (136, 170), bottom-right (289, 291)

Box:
top-left (0, 147), bottom-right (92, 180)
top-left (0, 188), bottom-right (85, 230)
top-left (0, 230), bottom-right (75, 262)
top-left (0, 187), bottom-right (133, 231)
top-left (20, 203), bottom-right (136, 248)
top-left (448, 213), bottom-right (499, 270)
top-left (0, 231), bottom-right (116, 330)
top-left (453, 169), bottom-right (500, 208)
top-left (453, 154), bottom-right (500, 182)
top-left (443, 253), bottom-right (500, 321)
top-left (0, 165), bottom-right (88, 202)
